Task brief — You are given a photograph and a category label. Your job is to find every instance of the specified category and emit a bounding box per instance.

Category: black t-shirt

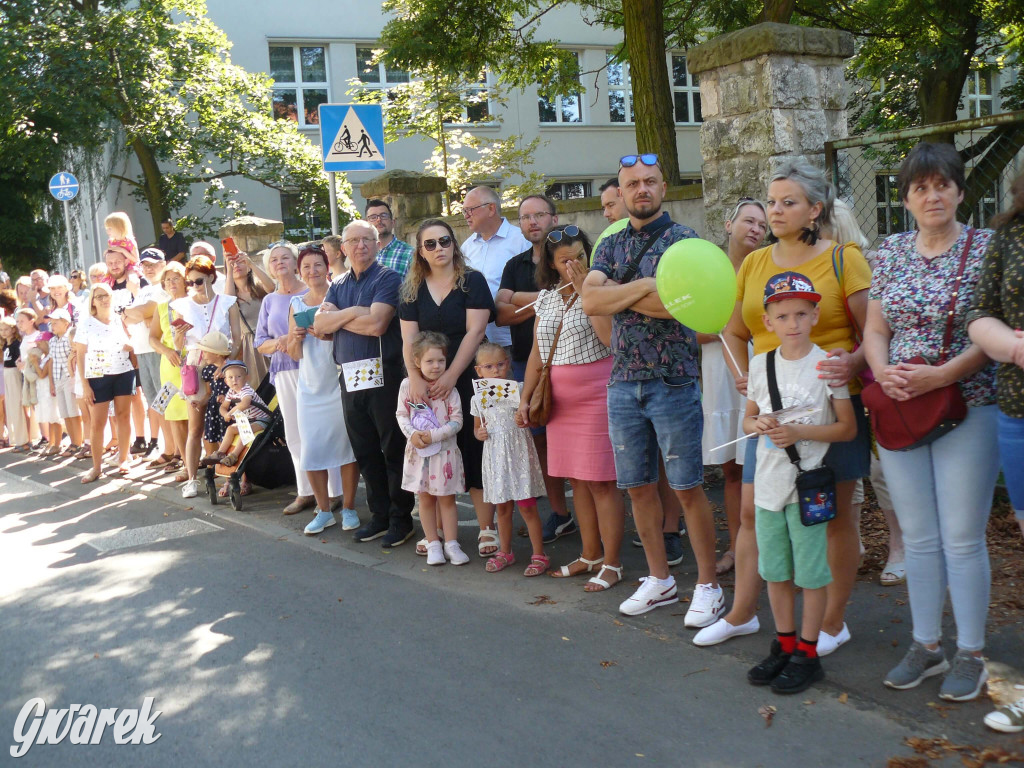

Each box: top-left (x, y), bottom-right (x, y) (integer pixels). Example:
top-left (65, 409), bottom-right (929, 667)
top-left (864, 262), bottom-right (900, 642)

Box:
top-left (3, 340), bottom-right (20, 368)
top-left (398, 269), bottom-right (495, 380)
top-left (498, 247), bottom-right (541, 362)
top-left (158, 231), bottom-right (187, 262)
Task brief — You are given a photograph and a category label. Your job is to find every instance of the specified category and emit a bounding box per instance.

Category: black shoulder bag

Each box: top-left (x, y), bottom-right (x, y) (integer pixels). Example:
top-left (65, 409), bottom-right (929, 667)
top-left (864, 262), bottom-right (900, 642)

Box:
top-left (766, 350), bottom-right (837, 527)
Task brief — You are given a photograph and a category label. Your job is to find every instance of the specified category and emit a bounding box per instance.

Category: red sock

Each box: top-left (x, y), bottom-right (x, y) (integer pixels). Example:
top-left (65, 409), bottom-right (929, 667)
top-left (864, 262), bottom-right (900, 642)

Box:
top-left (777, 632), bottom-right (797, 654)
top-left (797, 637), bottom-right (819, 658)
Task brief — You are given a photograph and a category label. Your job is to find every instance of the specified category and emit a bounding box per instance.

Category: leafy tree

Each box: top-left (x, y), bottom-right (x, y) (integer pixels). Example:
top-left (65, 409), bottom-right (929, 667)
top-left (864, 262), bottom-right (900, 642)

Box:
top-left (0, 0), bottom-right (352, 252)
top-left (349, 66), bottom-right (546, 214)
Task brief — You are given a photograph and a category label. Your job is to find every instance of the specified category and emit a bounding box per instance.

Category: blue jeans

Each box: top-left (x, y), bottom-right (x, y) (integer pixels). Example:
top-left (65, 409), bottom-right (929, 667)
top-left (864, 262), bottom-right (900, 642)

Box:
top-left (998, 410), bottom-right (1024, 519)
top-left (606, 376), bottom-right (703, 490)
top-left (878, 404), bottom-right (999, 651)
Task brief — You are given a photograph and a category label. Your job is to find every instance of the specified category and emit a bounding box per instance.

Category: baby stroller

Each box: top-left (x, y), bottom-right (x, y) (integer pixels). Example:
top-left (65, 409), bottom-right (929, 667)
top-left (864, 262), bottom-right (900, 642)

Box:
top-left (204, 374), bottom-right (295, 511)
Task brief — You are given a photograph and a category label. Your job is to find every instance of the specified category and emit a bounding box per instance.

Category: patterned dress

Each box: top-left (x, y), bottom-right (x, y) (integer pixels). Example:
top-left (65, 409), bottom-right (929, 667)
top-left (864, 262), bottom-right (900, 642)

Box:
top-left (470, 384), bottom-right (545, 504)
top-left (396, 378), bottom-right (465, 496)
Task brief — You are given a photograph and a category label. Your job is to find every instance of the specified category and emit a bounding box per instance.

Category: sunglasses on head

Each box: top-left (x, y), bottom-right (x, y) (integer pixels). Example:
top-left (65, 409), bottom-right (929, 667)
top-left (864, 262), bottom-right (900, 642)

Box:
top-left (422, 235), bottom-right (453, 252)
top-left (619, 153), bottom-right (660, 168)
top-left (546, 225), bottom-right (580, 244)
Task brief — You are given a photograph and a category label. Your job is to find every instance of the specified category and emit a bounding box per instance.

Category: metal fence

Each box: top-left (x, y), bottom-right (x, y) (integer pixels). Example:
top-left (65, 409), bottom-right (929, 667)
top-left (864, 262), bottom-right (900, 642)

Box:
top-left (825, 110), bottom-right (1024, 250)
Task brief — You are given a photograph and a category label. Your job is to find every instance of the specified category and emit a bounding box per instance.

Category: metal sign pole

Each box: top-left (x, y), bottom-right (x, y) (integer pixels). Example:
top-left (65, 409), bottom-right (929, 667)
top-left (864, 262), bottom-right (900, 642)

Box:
top-left (328, 172), bottom-right (339, 236)
top-left (62, 199), bottom-right (76, 273)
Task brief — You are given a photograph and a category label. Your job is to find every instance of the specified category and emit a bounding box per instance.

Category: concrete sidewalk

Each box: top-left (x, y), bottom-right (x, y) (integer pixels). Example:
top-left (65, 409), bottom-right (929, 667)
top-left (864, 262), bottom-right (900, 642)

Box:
top-left (4, 445), bottom-right (1022, 761)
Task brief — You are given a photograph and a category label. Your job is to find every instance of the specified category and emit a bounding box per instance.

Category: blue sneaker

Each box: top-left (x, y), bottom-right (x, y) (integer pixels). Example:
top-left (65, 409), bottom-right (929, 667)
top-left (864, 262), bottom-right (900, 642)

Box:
top-left (340, 508), bottom-right (360, 531)
top-left (542, 513), bottom-right (577, 544)
top-left (664, 532), bottom-right (684, 567)
top-left (304, 509), bottom-right (336, 536)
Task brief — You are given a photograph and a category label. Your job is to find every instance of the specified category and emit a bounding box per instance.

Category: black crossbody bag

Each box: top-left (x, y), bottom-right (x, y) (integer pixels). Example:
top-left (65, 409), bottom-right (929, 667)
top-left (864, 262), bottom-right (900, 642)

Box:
top-left (766, 350), bottom-right (837, 527)
top-left (617, 221), bottom-right (673, 284)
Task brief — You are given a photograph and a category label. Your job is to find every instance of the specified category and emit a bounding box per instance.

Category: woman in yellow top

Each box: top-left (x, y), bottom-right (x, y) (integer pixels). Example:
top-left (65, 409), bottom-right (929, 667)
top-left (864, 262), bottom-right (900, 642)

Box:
top-left (147, 262), bottom-right (189, 475)
top-left (699, 159), bottom-right (871, 656)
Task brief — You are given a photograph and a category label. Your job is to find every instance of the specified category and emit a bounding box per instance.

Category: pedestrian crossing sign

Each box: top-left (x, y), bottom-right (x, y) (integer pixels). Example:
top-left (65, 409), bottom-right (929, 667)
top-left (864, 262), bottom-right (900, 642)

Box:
top-left (318, 104), bottom-right (386, 172)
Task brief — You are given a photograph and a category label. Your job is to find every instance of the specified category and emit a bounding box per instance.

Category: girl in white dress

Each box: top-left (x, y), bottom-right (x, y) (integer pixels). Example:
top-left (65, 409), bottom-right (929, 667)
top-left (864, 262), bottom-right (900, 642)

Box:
top-left (471, 342), bottom-right (546, 576)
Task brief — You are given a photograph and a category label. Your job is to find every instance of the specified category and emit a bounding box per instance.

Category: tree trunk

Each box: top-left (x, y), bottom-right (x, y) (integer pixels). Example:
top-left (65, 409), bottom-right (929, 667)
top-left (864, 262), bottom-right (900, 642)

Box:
top-left (131, 136), bottom-right (168, 238)
top-left (760, 0), bottom-right (796, 24)
top-left (917, 14), bottom-right (978, 129)
top-left (622, 0), bottom-right (680, 185)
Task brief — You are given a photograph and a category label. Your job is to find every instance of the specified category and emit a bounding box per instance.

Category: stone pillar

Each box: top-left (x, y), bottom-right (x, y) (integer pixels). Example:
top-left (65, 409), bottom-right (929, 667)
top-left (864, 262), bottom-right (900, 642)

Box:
top-left (218, 216), bottom-right (284, 259)
top-left (359, 170), bottom-right (448, 244)
top-left (689, 23), bottom-right (854, 246)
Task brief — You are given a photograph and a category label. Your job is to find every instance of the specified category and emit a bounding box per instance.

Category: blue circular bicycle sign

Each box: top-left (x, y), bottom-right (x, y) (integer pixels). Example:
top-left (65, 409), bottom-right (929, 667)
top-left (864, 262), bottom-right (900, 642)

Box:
top-left (48, 172), bottom-right (79, 201)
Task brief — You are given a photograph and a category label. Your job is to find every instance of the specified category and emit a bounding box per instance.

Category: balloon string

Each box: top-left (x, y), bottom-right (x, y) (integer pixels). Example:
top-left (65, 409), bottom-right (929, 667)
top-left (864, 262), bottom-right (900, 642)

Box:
top-left (719, 333), bottom-right (743, 380)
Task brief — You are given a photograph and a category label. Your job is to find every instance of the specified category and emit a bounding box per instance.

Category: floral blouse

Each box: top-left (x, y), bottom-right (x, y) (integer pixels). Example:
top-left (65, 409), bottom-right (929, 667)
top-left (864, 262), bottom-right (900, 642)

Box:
top-left (966, 217), bottom-right (1024, 417)
top-left (870, 226), bottom-right (997, 407)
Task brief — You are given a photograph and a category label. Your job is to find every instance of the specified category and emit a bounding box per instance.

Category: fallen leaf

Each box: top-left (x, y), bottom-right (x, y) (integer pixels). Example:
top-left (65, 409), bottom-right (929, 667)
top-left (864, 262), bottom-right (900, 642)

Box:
top-left (561, 636), bottom-right (570, 642)
top-left (529, 595), bottom-right (556, 605)
top-left (337, 598), bottom-right (343, 602)
top-left (184, 506), bottom-right (193, 511)
top-left (93, 653), bottom-right (99, 659)
top-left (758, 704), bottom-right (777, 727)
top-left (802, 700), bottom-right (815, 705)
top-left (838, 692), bottom-right (849, 704)
top-left (891, 639), bottom-right (900, 647)
top-left (599, 660), bottom-right (617, 668)
top-left (612, 620), bottom-right (624, 627)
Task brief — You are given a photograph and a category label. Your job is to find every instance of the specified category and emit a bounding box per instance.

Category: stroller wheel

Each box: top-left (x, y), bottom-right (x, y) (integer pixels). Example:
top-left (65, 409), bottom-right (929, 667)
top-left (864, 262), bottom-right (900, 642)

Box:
top-left (205, 466), bottom-right (218, 505)
top-left (229, 478), bottom-right (242, 511)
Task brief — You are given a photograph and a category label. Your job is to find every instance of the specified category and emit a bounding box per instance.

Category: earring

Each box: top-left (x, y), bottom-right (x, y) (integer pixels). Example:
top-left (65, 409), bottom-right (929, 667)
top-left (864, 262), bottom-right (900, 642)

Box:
top-left (798, 219), bottom-right (820, 246)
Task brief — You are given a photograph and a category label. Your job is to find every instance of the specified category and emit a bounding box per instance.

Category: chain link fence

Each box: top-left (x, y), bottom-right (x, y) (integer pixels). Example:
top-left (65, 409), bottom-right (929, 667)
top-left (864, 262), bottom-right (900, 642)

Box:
top-left (825, 110), bottom-right (1024, 250)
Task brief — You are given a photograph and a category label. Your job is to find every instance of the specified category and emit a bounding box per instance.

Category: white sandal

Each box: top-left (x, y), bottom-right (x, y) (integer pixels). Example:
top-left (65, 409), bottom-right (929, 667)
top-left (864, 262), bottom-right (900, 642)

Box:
top-left (586, 564), bottom-right (623, 592)
top-left (880, 560), bottom-right (906, 586)
top-left (551, 555), bottom-right (603, 578)
top-left (477, 528), bottom-right (499, 557)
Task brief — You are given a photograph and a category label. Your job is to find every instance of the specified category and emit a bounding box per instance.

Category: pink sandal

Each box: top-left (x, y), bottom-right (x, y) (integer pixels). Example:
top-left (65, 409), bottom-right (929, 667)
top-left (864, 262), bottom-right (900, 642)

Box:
top-left (524, 554), bottom-right (550, 577)
top-left (485, 551), bottom-right (516, 573)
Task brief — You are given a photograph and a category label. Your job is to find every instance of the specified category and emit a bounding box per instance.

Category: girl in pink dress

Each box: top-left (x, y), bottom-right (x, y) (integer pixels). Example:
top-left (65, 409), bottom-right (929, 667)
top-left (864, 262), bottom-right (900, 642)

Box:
top-left (396, 331), bottom-right (468, 566)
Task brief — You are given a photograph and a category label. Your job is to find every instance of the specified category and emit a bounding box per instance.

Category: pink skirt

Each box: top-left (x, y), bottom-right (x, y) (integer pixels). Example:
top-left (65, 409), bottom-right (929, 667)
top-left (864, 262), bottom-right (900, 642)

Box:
top-left (547, 357), bottom-right (617, 482)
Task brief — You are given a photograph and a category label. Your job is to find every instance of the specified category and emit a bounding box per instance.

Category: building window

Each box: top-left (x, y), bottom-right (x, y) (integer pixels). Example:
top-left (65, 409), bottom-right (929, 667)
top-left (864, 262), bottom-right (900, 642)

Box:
top-left (671, 55), bottom-right (702, 125)
top-left (280, 192), bottom-right (328, 241)
top-left (269, 45), bottom-right (329, 127)
top-left (607, 53), bottom-right (634, 124)
top-left (966, 70), bottom-right (994, 118)
top-left (445, 72), bottom-right (493, 124)
top-left (355, 47), bottom-right (410, 88)
top-left (875, 174), bottom-right (912, 237)
top-left (546, 181), bottom-right (592, 200)
top-left (969, 180), bottom-right (1001, 228)
top-left (538, 52), bottom-right (582, 124)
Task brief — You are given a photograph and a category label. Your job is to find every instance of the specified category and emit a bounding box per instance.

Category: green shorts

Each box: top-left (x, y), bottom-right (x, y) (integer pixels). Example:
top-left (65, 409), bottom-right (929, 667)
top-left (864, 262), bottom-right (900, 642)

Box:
top-left (755, 503), bottom-right (832, 590)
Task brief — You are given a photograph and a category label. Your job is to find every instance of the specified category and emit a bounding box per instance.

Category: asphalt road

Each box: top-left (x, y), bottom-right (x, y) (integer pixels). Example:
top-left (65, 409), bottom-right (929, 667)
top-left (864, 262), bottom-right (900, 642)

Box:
top-left (1, 455), bottom-right (1019, 767)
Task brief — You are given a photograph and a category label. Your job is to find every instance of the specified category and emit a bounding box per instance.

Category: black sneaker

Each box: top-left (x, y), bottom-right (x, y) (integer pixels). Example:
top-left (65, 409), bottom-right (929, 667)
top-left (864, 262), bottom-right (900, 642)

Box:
top-left (354, 520), bottom-right (388, 542)
top-left (129, 437), bottom-right (148, 456)
top-left (542, 513), bottom-right (577, 544)
top-left (664, 532), bottom-right (684, 567)
top-left (771, 651), bottom-right (825, 694)
top-left (380, 525), bottom-right (415, 548)
top-left (748, 639), bottom-right (791, 686)
top-left (146, 438), bottom-right (160, 456)
top-left (633, 521), bottom-right (687, 548)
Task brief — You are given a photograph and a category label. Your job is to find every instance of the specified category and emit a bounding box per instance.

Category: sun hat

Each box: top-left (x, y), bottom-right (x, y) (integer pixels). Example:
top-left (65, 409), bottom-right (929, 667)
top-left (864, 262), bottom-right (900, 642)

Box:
top-left (194, 330), bottom-right (230, 356)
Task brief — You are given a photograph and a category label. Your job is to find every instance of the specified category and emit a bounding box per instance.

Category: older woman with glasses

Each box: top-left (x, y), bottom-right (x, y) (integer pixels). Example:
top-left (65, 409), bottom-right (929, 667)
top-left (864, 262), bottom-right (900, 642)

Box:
top-left (399, 218), bottom-right (497, 556)
top-left (256, 241), bottom-right (343, 514)
top-left (171, 255), bottom-right (241, 499)
top-left (519, 224), bottom-right (626, 590)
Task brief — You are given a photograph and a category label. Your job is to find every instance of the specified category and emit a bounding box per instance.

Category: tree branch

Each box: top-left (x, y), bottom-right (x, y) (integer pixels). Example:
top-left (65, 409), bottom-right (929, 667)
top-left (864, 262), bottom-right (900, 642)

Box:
top-left (516, 0), bottom-right (571, 33)
top-left (109, 174), bottom-right (143, 189)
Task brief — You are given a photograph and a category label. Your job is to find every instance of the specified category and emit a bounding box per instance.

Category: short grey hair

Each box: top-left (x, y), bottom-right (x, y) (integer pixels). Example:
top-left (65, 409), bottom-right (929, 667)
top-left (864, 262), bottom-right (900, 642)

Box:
top-left (467, 186), bottom-right (500, 206)
top-left (342, 219), bottom-right (378, 242)
top-left (769, 159), bottom-right (835, 230)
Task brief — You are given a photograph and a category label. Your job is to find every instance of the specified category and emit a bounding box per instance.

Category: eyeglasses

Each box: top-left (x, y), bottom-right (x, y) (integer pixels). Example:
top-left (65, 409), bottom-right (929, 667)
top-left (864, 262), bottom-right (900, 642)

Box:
top-left (186, 278), bottom-right (207, 287)
top-left (422, 235), bottom-right (453, 251)
top-left (519, 212), bottom-right (553, 223)
top-left (546, 225), bottom-right (580, 244)
top-left (619, 154), bottom-right (660, 168)
top-left (463, 202), bottom-right (493, 217)
top-left (365, 213), bottom-right (391, 222)
top-left (343, 237), bottom-right (376, 246)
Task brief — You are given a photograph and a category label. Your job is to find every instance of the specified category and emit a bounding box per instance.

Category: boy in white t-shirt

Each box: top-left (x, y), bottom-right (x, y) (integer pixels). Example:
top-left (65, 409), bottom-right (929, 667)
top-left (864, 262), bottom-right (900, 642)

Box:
top-left (742, 272), bottom-right (856, 695)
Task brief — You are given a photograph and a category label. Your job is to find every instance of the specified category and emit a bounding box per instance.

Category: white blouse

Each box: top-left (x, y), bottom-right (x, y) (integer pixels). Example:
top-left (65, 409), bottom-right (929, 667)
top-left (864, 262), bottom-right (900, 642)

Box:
top-left (535, 289), bottom-right (610, 367)
top-left (170, 294), bottom-right (236, 347)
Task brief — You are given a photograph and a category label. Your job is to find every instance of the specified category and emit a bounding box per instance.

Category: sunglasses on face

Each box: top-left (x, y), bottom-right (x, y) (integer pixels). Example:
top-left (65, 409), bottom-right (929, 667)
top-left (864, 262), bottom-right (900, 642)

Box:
top-left (422, 235), bottom-right (453, 252)
top-left (546, 225), bottom-right (580, 244)
top-left (186, 278), bottom-right (207, 287)
top-left (619, 153), bottom-right (660, 168)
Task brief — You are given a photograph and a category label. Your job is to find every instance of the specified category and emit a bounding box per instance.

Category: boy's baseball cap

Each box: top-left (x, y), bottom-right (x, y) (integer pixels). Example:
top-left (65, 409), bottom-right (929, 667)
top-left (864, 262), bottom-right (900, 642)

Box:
top-left (49, 308), bottom-right (73, 324)
top-left (222, 359), bottom-right (247, 373)
top-left (763, 271), bottom-right (821, 306)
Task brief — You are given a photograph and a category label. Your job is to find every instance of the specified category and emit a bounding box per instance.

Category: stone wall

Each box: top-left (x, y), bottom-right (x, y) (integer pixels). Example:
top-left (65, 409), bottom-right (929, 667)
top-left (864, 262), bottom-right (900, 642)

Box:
top-left (689, 23), bottom-right (854, 245)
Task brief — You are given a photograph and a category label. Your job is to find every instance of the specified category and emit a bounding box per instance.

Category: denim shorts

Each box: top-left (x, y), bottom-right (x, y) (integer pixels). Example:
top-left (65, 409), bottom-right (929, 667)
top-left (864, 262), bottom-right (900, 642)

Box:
top-left (741, 394), bottom-right (869, 485)
top-left (607, 376), bottom-right (703, 490)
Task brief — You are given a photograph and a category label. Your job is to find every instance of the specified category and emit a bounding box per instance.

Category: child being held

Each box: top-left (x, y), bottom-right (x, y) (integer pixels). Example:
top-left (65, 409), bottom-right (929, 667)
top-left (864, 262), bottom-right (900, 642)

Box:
top-left (742, 272), bottom-right (857, 695)
top-left (396, 332), bottom-right (468, 566)
top-left (202, 360), bottom-right (268, 467)
top-left (471, 342), bottom-right (547, 576)
top-left (104, 211), bottom-right (139, 266)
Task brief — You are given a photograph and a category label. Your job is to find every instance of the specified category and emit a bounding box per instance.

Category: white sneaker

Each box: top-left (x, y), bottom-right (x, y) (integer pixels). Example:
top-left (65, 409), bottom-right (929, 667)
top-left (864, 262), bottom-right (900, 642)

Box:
top-left (818, 623), bottom-right (851, 657)
top-left (181, 478), bottom-right (199, 498)
top-left (425, 540), bottom-right (445, 566)
top-left (693, 615), bottom-right (761, 646)
top-left (684, 583), bottom-right (725, 628)
top-left (619, 576), bottom-right (678, 616)
top-left (444, 540), bottom-right (469, 566)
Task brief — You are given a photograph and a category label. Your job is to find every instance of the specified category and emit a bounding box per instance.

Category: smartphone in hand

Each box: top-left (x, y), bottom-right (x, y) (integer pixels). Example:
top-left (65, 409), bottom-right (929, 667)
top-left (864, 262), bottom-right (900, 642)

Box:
top-left (170, 318), bottom-right (192, 330)
top-left (221, 237), bottom-right (238, 256)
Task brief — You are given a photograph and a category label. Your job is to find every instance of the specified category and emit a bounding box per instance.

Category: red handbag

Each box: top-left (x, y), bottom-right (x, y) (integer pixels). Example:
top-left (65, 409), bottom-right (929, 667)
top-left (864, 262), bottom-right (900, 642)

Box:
top-left (861, 229), bottom-right (973, 451)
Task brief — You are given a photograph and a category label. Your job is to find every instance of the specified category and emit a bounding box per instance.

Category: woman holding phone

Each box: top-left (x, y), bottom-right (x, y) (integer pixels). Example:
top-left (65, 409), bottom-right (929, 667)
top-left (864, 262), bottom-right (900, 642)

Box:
top-left (222, 239), bottom-right (273, 385)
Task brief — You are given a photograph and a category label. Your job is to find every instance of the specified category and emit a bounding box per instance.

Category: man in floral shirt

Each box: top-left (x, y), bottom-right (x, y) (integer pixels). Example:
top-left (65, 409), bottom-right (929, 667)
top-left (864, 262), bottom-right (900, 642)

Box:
top-left (582, 154), bottom-right (723, 626)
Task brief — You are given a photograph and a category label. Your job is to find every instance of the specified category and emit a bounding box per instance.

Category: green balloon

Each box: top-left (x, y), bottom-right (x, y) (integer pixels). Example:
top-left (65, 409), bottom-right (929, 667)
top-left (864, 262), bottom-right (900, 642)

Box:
top-left (655, 238), bottom-right (737, 334)
top-left (592, 217), bottom-right (629, 259)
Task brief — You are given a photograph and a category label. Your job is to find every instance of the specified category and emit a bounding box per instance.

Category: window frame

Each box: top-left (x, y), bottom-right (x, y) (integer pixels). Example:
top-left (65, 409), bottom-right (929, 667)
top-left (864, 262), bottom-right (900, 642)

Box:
top-left (538, 51), bottom-right (584, 125)
top-left (605, 50), bottom-right (703, 126)
top-left (268, 44), bottom-right (330, 129)
top-left (354, 46), bottom-right (411, 89)
top-left (671, 54), bottom-right (702, 126)
top-left (965, 70), bottom-right (995, 119)
top-left (545, 180), bottom-right (593, 201)
top-left (444, 71), bottom-right (497, 126)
